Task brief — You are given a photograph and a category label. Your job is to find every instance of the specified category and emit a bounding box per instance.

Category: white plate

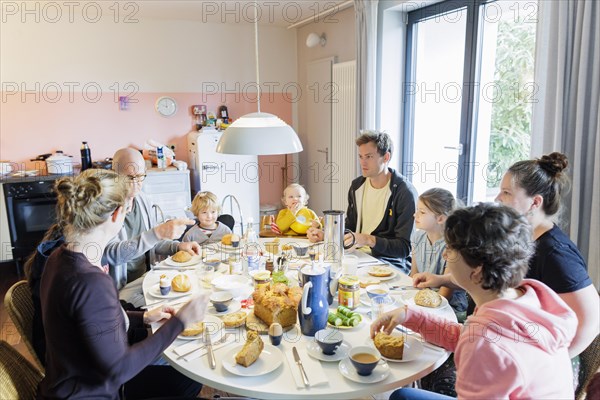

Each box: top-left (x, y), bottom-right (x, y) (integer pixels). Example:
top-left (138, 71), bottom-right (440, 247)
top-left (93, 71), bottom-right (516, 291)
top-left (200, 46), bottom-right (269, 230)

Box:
top-left (177, 315), bottom-right (223, 341)
top-left (405, 295), bottom-right (450, 310)
top-left (164, 255), bottom-right (203, 267)
top-left (367, 333), bottom-right (424, 362)
top-left (211, 275), bottom-right (250, 292)
top-left (222, 343), bottom-right (283, 377)
top-left (306, 340), bottom-right (351, 362)
top-left (338, 357), bottom-right (390, 384)
top-left (357, 266), bottom-right (397, 281)
top-left (206, 300), bottom-right (242, 316)
top-left (147, 284), bottom-right (192, 300)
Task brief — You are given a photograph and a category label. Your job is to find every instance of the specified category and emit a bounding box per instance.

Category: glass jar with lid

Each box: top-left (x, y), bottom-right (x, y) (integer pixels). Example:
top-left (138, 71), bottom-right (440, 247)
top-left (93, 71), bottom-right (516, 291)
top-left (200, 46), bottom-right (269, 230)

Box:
top-left (338, 275), bottom-right (360, 309)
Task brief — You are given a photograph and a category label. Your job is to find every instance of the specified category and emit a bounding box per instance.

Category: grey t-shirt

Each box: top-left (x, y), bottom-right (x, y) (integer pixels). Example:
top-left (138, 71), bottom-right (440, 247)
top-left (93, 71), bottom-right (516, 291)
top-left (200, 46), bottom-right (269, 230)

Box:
top-left (123, 201), bottom-right (147, 282)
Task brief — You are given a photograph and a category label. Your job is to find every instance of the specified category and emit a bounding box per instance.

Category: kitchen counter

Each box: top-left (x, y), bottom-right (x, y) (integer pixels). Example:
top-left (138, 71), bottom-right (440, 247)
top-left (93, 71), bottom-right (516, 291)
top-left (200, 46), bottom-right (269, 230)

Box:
top-left (0, 173), bottom-right (69, 184)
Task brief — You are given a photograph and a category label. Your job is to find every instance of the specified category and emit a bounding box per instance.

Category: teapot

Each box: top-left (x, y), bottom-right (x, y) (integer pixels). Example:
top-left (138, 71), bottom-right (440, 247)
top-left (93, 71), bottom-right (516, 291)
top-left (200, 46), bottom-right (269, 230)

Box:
top-left (298, 263), bottom-right (329, 336)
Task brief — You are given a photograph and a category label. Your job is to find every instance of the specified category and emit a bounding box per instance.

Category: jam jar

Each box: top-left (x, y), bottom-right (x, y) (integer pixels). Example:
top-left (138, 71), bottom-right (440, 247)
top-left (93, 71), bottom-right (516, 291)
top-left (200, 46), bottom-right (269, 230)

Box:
top-left (338, 275), bottom-right (360, 310)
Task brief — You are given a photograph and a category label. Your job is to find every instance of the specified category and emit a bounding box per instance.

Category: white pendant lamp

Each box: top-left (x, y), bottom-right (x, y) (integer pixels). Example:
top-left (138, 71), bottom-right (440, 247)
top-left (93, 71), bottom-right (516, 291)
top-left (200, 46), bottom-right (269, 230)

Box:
top-left (216, 1), bottom-right (303, 156)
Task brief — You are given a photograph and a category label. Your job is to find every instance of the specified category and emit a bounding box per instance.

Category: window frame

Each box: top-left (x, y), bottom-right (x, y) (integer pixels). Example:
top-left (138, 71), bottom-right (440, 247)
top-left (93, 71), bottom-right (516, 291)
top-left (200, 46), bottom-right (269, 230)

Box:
top-left (402, 0), bottom-right (494, 203)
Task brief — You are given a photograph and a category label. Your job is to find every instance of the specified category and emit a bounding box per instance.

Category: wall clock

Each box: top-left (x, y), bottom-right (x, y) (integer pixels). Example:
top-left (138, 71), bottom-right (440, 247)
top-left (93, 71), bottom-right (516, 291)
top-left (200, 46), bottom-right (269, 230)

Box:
top-left (155, 96), bottom-right (178, 117)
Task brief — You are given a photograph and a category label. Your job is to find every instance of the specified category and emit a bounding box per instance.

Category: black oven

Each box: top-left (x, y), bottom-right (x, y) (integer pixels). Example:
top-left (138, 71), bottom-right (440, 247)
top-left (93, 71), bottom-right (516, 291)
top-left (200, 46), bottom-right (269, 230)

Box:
top-left (3, 178), bottom-right (58, 266)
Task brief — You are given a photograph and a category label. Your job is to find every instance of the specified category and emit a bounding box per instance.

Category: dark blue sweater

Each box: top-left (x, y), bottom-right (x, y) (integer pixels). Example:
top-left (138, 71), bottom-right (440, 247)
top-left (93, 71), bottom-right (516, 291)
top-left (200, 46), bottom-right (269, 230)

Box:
top-left (38, 245), bottom-right (183, 399)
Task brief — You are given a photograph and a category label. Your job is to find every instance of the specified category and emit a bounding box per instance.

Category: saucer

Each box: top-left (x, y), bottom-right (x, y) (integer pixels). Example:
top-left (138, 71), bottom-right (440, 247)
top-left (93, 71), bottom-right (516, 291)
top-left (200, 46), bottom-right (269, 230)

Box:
top-left (306, 340), bottom-right (350, 362)
top-left (338, 357), bottom-right (390, 384)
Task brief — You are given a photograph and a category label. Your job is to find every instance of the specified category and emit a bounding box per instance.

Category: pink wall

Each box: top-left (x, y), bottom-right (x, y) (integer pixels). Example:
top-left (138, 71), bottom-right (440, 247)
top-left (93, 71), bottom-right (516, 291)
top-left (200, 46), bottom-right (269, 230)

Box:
top-left (0, 92), bottom-right (293, 206)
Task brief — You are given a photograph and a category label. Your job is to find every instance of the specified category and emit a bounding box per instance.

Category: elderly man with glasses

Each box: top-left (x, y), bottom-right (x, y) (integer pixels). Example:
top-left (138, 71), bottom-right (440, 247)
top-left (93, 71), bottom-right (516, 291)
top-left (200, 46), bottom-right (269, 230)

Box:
top-left (104, 148), bottom-right (200, 306)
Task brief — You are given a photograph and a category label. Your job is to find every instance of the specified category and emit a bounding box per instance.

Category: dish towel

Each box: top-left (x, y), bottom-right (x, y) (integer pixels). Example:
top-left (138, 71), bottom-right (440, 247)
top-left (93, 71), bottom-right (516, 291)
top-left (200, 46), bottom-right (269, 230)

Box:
top-left (284, 349), bottom-right (329, 389)
top-left (172, 334), bottom-right (236, 362)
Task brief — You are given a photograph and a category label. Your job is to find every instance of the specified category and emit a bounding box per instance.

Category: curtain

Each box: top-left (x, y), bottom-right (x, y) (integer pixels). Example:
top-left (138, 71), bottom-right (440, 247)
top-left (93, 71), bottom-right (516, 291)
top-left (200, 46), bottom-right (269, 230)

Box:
top-left (354, 0), bottom-right (379, 132)
top-left (531, 0), bottom-right (600, 289)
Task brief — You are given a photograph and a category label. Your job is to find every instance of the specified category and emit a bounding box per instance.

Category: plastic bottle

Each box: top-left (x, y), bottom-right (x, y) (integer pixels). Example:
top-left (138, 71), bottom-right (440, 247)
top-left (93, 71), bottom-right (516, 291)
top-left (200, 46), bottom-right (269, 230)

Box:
top-left (156, 146), bottom-right (166, 169)
top-left (80, 142), bottom-right (92, 171)
top-left (243, 218), bottom-right (260, 274)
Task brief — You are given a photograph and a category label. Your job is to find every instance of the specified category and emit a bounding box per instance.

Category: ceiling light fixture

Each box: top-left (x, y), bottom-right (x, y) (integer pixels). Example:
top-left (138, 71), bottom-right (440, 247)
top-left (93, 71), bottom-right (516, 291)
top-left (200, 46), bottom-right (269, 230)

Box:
top-left (217, 1), bottom-right (303, 155)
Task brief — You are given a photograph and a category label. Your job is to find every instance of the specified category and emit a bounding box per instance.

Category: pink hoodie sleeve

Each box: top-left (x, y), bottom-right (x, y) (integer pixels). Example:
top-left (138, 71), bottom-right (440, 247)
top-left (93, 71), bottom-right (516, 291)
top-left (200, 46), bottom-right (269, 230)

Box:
top-left (403, 307), bottom-right (462, 351)
top-left (455, 337), bottom-right (522, 398)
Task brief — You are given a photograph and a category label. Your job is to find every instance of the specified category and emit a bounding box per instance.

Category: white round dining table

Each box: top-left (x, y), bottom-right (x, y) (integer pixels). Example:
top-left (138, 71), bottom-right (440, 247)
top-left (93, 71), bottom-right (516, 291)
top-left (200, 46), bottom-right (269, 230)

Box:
top-left (143, 238), bottom-right (457, 399)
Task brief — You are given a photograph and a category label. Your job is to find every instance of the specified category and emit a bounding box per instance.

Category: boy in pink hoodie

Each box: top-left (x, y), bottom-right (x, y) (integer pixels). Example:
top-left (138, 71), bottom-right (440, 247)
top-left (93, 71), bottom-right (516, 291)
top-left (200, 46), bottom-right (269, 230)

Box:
top-left (372, 203), bottom-right (577, 399)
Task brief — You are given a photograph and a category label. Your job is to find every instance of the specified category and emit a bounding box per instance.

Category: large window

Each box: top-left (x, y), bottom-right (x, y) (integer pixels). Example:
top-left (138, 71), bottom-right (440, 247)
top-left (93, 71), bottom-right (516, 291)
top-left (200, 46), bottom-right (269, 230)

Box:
top-left (403, 0), bottom-right (537, 202)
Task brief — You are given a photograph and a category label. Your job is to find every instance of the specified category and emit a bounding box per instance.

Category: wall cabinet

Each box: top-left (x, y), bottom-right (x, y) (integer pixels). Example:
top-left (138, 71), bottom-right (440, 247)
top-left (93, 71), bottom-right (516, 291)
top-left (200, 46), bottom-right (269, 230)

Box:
top-left (142, 168), bottom-right (192, 221)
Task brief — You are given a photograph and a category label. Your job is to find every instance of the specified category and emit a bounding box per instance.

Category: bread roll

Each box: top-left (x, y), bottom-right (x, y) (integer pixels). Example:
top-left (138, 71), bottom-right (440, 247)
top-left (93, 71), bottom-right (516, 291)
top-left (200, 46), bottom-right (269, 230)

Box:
top-left (172, 251), bottom-right (192, 263)
top-left (414, 289), bottom-right (442, 308)
top-left (222, 311), bottom-right (247, 328)
top-left (368, 265), bottom-right (393, 277)
top-left (171, 274), bottom-right (192, 292)
top-left (221, 234), bottom-right (233, 246)
top-left (181, 321), bottom-right (204, 336)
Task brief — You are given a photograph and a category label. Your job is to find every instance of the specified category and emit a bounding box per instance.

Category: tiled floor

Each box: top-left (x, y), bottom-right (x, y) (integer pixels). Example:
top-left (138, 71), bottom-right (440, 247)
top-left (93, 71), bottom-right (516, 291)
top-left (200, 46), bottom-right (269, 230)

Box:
top-left (0, 261), bottom-right (395, 399)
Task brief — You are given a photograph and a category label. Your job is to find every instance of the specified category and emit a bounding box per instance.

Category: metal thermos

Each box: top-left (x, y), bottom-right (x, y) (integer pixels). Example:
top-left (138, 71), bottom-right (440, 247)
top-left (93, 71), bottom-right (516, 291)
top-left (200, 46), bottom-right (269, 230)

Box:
top-left (322, 210), bottom-right (346, 269)
top-left (80, 142), bottom-right (92, 171)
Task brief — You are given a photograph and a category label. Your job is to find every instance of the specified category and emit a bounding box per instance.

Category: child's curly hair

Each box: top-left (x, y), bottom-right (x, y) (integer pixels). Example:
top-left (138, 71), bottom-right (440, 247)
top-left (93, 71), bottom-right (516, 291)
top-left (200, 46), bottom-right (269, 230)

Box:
top-left (190, 191), bottom-right (221, 216)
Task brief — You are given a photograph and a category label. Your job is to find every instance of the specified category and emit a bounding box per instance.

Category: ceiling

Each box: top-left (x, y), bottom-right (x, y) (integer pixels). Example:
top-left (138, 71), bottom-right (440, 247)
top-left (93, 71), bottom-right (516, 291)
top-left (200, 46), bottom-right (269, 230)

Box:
top-left (133, 0), bottom-right (350, 28)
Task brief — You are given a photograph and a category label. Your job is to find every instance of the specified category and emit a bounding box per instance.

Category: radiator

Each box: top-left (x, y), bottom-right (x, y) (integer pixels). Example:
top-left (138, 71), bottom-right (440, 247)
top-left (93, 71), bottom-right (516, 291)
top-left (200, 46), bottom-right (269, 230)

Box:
top-left (332, 60), bottom-right (357, 211)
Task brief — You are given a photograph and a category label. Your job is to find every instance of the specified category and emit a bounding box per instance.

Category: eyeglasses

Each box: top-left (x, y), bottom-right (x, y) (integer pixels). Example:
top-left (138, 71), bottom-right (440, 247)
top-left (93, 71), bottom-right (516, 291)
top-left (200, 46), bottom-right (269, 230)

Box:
top-left (126, 174), bottom-right (146, 183)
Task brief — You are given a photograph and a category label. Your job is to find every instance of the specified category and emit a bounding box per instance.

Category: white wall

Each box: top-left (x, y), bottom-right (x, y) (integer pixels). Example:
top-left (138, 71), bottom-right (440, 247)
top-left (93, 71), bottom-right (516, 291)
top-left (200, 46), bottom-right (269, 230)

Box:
top-left (1, 11), bottom-right (297, 92)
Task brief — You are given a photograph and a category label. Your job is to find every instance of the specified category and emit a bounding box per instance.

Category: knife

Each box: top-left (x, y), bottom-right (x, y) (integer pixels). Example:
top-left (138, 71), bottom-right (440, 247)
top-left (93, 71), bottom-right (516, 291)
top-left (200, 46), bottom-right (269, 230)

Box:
top-left (176, 333), bottom-right (231, 360)
top-left (292, 346), bottom-right (310, 387)
top-left (205, 330), bottom-right (217, 369)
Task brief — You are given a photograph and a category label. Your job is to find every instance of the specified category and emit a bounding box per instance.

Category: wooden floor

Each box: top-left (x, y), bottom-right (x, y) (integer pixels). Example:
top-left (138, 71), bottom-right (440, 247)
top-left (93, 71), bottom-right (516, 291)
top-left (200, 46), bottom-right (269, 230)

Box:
top-left (0, 261), bottom-right (393, 399)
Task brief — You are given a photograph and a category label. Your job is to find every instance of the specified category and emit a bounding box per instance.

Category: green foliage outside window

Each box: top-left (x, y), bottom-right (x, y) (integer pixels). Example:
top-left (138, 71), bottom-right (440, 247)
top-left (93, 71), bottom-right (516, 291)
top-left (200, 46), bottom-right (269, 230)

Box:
top-left (487, 16), bottom-right (536, 188)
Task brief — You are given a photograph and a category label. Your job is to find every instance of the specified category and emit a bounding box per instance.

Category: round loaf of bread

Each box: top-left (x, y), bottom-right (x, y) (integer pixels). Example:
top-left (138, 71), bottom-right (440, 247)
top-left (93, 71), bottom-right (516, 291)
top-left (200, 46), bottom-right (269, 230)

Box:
top-left (414, 289), bottom-right (443, 308)
top-left (172, 251), bottom-right (192, 263)
top-left (171, 274), bottom-right (192, 292)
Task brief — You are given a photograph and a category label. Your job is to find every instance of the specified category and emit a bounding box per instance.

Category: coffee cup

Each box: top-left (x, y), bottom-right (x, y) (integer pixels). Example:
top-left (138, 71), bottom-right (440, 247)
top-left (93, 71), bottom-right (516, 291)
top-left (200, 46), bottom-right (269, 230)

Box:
top-left (314, 329), bottom-right (343, 355)
top-left (209, 291), bottom-right (232, 312)
top-left (349, 346), bottom-right (381, 376)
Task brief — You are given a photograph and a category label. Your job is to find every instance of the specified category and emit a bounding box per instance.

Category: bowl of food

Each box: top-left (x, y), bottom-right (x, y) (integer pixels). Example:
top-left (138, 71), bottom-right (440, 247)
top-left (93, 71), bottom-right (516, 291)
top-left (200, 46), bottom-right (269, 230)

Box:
top-left (366, 284), bottom-right (389, 300)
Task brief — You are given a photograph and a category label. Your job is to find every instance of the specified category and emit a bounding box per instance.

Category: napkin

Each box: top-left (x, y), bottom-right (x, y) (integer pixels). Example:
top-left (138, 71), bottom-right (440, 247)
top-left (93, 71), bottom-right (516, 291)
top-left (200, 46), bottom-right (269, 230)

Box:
top-left (284, 348), bottom-right (329, 389)
top-left (172, 334), bottom-right (236, 362)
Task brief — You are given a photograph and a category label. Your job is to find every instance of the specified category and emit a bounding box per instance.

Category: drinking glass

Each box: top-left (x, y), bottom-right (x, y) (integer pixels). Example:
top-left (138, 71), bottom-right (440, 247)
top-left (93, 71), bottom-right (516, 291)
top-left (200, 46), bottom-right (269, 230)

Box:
top-left (197, 264), bottom-right (215, 289)
top-left (371, 296), bottom-right (393, 320)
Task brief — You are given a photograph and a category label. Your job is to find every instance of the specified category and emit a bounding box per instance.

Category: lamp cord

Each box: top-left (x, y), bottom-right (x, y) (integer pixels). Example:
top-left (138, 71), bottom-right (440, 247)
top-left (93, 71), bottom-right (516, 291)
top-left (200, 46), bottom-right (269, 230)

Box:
top-left (254, 0), bottom-right (261, 113)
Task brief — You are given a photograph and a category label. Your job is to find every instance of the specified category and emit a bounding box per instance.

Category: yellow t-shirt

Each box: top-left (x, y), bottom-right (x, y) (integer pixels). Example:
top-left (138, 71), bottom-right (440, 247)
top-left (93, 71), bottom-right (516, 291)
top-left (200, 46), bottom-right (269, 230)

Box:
top-left (361, 178), bottom-right (390, 235)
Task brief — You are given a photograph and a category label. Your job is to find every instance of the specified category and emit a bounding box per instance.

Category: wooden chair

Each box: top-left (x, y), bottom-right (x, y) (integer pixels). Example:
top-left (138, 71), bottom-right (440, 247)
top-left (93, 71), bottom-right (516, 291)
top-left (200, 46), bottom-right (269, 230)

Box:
top-left (576, 334), bottom-right (600, 399)
top-left (0, 340), bottom-right (44, 400)
top-left (4, 281), bottom-right (45, 372)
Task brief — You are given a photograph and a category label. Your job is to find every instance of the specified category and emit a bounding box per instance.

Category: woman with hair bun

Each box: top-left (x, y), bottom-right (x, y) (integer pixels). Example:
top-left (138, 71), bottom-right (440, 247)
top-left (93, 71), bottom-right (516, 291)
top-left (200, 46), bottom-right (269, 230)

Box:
top-left (39, 169), bottom-right (208, 399)
top-left (495, 152), bottom-right (598, 358)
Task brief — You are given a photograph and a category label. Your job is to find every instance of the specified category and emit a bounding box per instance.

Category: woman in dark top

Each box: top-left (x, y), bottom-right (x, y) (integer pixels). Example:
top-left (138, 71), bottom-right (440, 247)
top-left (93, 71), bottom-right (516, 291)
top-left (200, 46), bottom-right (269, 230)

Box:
top-left (38, 169), bottom-right (208, 399)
